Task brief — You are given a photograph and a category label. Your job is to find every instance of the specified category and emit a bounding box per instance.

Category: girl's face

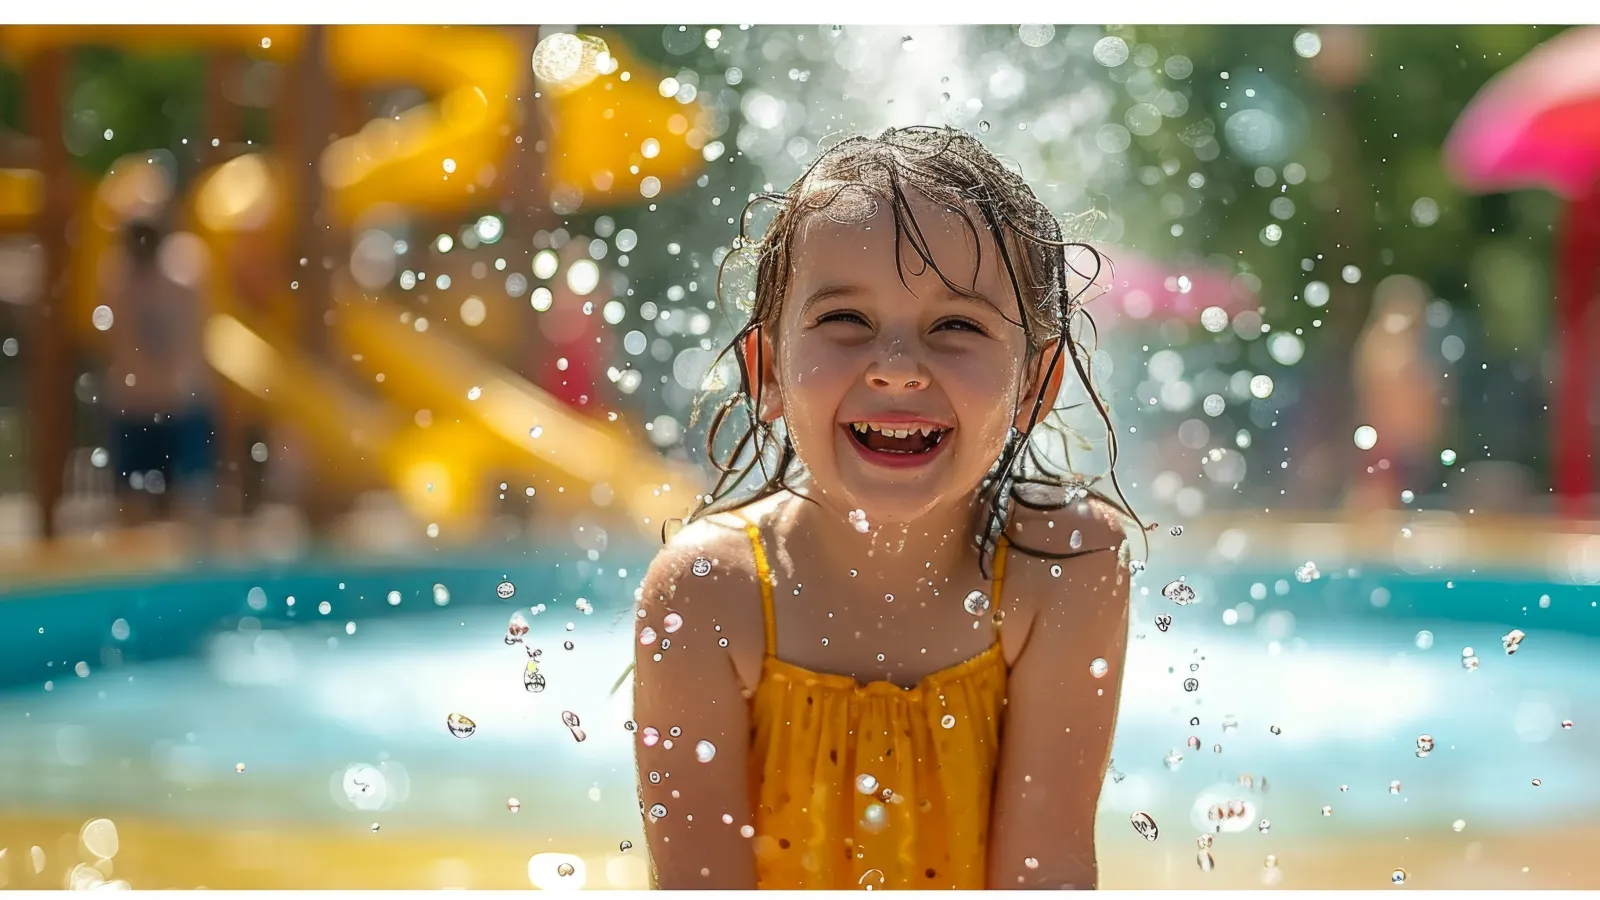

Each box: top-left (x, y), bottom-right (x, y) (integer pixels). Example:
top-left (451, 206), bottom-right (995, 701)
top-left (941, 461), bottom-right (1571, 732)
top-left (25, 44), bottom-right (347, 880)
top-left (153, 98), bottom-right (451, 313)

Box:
top-left (752, 195), bottom-right (1047, 524)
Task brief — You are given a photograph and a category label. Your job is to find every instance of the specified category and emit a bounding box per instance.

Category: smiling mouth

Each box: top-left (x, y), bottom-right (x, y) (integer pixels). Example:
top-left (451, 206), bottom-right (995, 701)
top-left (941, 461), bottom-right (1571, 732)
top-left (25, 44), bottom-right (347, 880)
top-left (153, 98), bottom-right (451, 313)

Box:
top-left (845, 421), bottom-right (951, 455)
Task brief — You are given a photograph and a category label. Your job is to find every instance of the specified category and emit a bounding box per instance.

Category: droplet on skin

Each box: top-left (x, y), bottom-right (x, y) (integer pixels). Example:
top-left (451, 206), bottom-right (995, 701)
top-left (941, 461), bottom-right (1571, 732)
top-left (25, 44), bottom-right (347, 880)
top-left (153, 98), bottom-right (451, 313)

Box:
top-left (648, 803), bottom-right (668, 819)
top-left (1024, 856), bottom-right (1040, 869)
top-left (695, 740), bottom-right (717, 763)
top-left (848, 508), bottom-right (870, 533)
top-left (962, 590), bottom-right (991, 616)
top-left (1089, 657), bottom-right (1109, 678)
top-left (641, 726), bottom-right (660, 747)
top-left (1069, 529), bottom-right (1083, 549)
top-left (690, 557), bottom-right (712, 577)
top-left (740, 825), bottom-right (755, 838)
top-left (663, 612), bottom-right (684, 633)
top-left (856, 773), bottom-right (879, 795)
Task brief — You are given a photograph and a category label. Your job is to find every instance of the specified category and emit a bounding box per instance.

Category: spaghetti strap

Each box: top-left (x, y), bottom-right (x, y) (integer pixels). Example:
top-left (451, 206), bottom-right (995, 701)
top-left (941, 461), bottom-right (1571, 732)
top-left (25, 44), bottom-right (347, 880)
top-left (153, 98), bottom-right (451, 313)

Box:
top-left (991, 535), bottom-right (1010, 629)
top-left (741, 519), bottom-right (778, 658)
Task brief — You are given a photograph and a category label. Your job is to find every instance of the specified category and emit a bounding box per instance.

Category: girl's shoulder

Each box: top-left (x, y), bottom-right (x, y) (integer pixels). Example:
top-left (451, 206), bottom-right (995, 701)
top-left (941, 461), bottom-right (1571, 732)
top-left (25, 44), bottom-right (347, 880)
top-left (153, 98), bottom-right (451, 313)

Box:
top-left (638, 500), bottom-right (776, 686)
top-left (1004, 483), bottom-right (1130, 555)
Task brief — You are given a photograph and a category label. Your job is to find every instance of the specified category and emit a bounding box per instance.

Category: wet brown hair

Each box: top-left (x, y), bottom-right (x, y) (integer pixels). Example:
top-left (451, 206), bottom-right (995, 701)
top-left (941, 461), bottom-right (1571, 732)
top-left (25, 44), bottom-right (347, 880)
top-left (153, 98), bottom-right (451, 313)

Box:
top-left (684, 125), bottom-right (1142, 575)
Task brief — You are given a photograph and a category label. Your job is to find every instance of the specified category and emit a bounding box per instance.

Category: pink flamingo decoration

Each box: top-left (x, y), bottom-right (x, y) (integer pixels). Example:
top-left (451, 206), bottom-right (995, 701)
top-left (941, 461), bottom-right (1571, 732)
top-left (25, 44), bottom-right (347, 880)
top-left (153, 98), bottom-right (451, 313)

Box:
top-left (1445, 26), bottom-right (1600, 516)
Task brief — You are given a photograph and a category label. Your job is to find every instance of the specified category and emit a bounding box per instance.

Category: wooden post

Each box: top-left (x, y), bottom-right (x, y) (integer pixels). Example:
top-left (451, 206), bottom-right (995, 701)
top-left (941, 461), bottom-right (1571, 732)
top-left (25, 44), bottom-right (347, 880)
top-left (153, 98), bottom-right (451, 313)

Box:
top-left (24, 48), bottom-right (72, 541)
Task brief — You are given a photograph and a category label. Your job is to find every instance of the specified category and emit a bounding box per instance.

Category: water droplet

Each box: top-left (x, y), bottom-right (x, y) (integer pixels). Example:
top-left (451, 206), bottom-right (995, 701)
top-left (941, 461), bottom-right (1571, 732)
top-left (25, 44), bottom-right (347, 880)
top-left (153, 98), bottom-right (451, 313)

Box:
top-left (695, 740), bottom-right (717, 763)
top-left (1562, 719), bottom-right (1574, 730)
top-left (639, 626), bottom-right (658, 645)
top-left (1130, 811), bottom-right (1159, 841)
top-left (691, 557), bottom-right (712, 577)
top-left (1416, 734), bottom-right (1434, 754)
top-left (506, 612), bottom-right (530, 645)
top-left (370, 822), bottom-right (380, 833)
top-left (1294, 561), bottom-right (1320, 583)
top-left (1461, 653), bottom-right (1480, 671)
top-left (663, 612), bottom-right (684, 633)
top-left (1069, 529), bottom-right (1083, 549)
top-left (1197, 834), bottom-right (1214, 850)
top-left (508, 798), bottom-right (521, 812)
top-left (1389, 780), bottom-right (1402, 794)
top-left (1322, 805), bottom-right (1333, 816)
top-left (1184, 678), bottom-right (1199, 692)
top-left (978, 120), bottom-right (991, 133)
top-left (861, 802), bottom-right (888, 833)
top-left (1023, 856), bottom-right (1040, 869)
top-left (1451, 819), bottom-right (1466, 832)
top-left (1187, 736), bottom-right (1201, 750)
top-left (1258, 818), bottom-right (1271, 834)
top-left (848, 508), bottom-right (870, 533)
top-left (669, 726), bottom-right (682, 738)
top-left (962, 590), bottom-right (991, 616)
top-left (1415, 630), bottom-right (1435, 650)
top-left (1163, 749), bottom-right (1184, 770)
top-left (523, 660), bottom-right (547, 693)
top-left (432, 584), bottom-right (451, 606)
top-left (446, 713), bottom-right (477, 738)
top-left (562, 710), bottom-right (586, 742)
top-left (1089, 657), bottom-right (1109, 678)
top-left (1050, 564), bottom-right (1062, 578)
top-left (940, 714), bottom-right (956, 729)
top-left (1270, 724), bottom-right (1282, 735)
top-left (1501, 629), bottom-right (1525, 655)
top-left (1440, 448), bottom-right (1457, 466)
top-left (855, 773), bottom-right (879, 795)
top-left (235, 762), bottom-right (246, 773)
top-left (557, 863), bottom-right (576, 877)
top-left (80, 818), bottom-right (120, 860)
top-left (1390, 868), bottom-right (1407, 885)
top-left (641, 726), bottom-right (659, 746)
top-left (619, 840), bottom-right (633, 851)
top-left (1196, 850), bottom-right (1215, 872)
top-left (564, 640), bottom-right (575, 651)
top-left (497, 581), bottom-right (516, 600)
top-left (1162, 580), bottom-right (1198, 606)
top-left (1170, 525), bottom-right (1184, 536)
top-left (1531, 778), bottom-right (1542, 787)
top-left (648, 803), bottom-right (667, 819)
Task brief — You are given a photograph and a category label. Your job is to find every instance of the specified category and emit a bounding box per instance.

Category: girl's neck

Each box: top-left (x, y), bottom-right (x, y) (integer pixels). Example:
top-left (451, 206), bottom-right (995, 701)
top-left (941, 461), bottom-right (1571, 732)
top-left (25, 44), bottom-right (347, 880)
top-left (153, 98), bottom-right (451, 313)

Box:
top-left (770, 488), bottom-right (987, 586)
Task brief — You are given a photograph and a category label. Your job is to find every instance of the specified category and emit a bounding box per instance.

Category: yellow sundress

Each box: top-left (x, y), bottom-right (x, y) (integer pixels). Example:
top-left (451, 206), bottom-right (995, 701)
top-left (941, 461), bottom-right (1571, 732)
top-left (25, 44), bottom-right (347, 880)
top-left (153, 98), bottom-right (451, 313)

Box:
top-left (741, 520), bottom-right (1010, 890)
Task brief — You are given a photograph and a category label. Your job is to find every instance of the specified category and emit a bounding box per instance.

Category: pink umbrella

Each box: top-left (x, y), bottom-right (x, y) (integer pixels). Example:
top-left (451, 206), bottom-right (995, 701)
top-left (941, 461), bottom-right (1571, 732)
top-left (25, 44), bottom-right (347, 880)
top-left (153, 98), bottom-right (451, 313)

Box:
top-left (1445, 26), bottom-right (1600, 515)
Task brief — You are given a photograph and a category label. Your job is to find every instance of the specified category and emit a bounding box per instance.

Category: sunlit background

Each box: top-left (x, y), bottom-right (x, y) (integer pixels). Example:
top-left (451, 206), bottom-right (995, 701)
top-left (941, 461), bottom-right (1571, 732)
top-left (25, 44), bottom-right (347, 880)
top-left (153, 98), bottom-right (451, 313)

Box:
top-left (0, 23), bottom-right (1597, 890)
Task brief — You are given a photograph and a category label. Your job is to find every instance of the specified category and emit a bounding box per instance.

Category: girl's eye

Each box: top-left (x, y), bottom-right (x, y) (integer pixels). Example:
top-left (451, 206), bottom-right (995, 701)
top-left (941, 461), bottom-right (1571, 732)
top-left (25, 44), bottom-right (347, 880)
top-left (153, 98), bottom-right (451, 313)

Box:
top-left (932, 317), bottom-right (987, 335)
top-left (817, 310), bottom-right (870, 327)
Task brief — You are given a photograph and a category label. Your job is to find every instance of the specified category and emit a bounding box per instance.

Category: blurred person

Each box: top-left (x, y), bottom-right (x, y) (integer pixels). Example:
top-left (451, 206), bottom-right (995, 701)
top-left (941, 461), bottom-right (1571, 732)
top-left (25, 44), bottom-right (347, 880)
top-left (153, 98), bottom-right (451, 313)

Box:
top-left (1349, 274), bottom-right (1447, 509)
top-left (104, 219), bottom-right (218, 528)
top-left (631, 127), bottom-right (1138, 890)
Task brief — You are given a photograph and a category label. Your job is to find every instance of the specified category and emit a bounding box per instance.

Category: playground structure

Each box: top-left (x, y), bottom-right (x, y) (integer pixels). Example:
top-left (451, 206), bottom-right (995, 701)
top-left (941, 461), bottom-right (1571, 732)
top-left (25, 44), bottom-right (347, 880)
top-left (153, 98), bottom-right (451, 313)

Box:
top-left (0, 25), bottom-right (707, 539)
top-left (1446, 25), bottom-right (1600, 517)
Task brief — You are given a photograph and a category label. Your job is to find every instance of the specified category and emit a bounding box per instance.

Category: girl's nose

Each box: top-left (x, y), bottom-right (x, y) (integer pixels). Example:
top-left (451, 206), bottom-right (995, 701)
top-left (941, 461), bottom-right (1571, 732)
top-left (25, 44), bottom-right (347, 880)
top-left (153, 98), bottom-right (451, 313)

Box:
top-left (865, 354), bottom-right (929, 391)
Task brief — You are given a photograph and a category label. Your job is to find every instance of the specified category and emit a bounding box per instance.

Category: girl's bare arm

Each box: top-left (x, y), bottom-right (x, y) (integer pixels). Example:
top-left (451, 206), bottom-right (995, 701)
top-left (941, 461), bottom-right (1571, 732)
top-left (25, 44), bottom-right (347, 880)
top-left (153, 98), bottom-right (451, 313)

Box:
top-left (633, 528), bottom-right (760, 889)
top-left (987, 506), bottom-right (1130, 889)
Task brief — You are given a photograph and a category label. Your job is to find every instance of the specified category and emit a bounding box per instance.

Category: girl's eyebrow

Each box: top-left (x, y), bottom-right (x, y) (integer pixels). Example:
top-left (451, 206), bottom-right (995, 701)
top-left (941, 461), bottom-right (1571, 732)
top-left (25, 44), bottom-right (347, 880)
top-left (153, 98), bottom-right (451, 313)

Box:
top-left (799, 283), bottom-right (864, 313)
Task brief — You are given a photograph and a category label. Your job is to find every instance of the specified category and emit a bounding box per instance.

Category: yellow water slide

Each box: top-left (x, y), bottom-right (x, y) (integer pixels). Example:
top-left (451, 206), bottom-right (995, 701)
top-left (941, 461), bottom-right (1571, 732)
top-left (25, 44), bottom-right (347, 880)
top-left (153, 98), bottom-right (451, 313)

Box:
top-left (0, 25), bottom-right (707, 534)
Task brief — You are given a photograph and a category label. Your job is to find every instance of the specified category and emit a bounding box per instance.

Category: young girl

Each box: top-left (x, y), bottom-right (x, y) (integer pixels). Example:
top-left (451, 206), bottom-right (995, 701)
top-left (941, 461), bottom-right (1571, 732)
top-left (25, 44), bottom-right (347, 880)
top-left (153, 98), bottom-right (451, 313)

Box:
top-left (632, 126), bottom-right (1137, 890)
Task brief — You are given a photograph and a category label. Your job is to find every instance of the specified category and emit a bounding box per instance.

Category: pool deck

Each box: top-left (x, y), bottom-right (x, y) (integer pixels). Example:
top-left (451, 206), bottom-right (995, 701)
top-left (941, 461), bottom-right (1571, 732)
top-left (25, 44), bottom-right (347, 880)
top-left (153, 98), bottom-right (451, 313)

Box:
top-left (4, 509), bottom-right (1600, 592)
top-left (0, 812), bottom-right (1594, 889)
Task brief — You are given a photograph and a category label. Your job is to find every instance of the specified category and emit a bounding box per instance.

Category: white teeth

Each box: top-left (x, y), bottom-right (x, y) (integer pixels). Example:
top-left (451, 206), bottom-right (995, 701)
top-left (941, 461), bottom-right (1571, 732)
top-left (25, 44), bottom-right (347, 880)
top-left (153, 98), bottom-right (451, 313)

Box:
top-left (849, 422), bottom-right (945, 438)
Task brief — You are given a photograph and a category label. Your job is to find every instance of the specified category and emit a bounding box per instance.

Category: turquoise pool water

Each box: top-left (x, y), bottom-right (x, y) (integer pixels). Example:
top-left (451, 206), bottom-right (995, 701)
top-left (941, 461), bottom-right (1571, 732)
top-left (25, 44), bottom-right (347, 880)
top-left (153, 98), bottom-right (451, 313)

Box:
top-left (0, 543), bottom-right (1596, 872)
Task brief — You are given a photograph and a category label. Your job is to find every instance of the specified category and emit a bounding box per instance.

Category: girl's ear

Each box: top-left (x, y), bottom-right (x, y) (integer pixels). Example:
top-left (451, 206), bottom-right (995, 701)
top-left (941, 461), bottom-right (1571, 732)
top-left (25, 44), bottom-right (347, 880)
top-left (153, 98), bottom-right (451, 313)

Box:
top-left (740, 328), bottom-right (785, 423)
top-left (1014, 341), bottom-right (1067, 431)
